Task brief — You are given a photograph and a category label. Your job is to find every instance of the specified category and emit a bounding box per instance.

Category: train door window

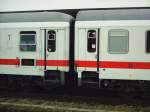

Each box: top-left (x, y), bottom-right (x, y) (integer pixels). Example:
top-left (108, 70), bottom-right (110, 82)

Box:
top-left (20, 31), bottom-right (36, 51)
top-left (108, 29), bottom-right (129, 54)
top-left (47, 30), bottom-right (56, 52)
top-left (87, 30), bottom-right (96, 52)
top-left (146, 31), bottom-right (150, 53)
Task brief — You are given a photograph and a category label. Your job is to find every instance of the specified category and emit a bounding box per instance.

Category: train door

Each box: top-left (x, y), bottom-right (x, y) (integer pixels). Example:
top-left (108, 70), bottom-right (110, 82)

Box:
top-left (85, 29), bottom-right (100, 72)
top-left (45, 29), bottom-right (58, 70)
top-left (41, 28), bottom-right (66, 85)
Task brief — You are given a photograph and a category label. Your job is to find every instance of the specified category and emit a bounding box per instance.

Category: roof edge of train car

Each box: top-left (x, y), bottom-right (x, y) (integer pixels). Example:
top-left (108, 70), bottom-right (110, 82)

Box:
top-left (76, 9), bottom-right (150, 22)
top-left (0, 12), bottom-right (74, 23)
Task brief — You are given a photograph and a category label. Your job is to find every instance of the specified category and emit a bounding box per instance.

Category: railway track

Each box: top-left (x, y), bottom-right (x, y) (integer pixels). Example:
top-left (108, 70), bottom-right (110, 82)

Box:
top-left (0, 102), bottom-right (122, 112)
top-left (0, 86), bottom-right (150, 112)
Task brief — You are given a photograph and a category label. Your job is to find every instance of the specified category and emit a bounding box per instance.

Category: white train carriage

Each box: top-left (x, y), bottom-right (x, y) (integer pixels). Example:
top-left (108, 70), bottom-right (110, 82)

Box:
top-left (75, 9), bottom-right (150, 87)
top-left (0, 12), bottom-right (73, 86)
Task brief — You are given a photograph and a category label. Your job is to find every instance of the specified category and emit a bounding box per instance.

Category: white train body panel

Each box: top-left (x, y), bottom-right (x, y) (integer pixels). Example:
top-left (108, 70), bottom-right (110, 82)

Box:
top-left (0, 12), bottom-right (72, 77)
top-left (75, 19), bottom-right (150, 81)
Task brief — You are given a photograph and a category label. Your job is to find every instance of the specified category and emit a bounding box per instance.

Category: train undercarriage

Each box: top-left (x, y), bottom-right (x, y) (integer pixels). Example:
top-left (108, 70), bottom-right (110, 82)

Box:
top-left (0, 72), bottom-right (150, 98)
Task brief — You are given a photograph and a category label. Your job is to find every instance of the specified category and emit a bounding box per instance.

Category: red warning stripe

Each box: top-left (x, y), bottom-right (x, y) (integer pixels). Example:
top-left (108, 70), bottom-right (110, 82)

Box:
top-left (0, 59), bottom-right (150, 69)
top-left (75, 60), bottom-right (150, 69)
top-left (0, 59), bottom-right (69, 66)
top-left (36, 60), bottom-right (69, 66)
top-left (75, 60), bottom-right (97, 67)
top-left (0, 59), bottom-right (20, 65)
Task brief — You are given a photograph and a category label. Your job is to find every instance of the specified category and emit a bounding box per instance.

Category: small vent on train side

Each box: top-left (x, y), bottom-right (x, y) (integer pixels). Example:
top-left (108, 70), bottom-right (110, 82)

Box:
top-left (21, 59), bottom-right (35, 66)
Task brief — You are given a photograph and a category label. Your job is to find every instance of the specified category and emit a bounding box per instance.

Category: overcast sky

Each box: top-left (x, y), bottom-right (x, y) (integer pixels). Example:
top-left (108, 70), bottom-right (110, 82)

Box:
top-left (0, 0), bottom-right (150, 12)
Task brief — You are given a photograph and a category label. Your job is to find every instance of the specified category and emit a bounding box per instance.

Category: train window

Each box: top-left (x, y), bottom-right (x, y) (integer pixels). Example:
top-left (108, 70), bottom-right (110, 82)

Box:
top-left (108, 30), bottom-right (129, 54)
top-left (21, 59), bottom-right (35, 66)
top-left (146, 31), bottom-right (150, 53)
top-left (87, 30), bottom-right (96, 52)
top-left (20, 31), bottom-right (36, 51)
top-left (47, 30), bottom-right (56, 52)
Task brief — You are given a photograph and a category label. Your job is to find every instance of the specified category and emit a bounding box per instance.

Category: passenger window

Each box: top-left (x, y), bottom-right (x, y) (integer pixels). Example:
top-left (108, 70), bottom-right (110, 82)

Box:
top-left (108, 30), bottom-right (129, 54)
top-left (146, 31), bottom-right (150, 53)
top-left (87, 30), bottom-right (96, 52)
top-left (47, 30), bottom-right (56, 52)
top-left (20, 31), bottom-right (36, 51)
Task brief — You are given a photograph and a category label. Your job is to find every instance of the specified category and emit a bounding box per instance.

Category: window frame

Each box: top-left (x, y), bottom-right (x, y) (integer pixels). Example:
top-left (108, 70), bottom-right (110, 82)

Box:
top-left (47, 30), bottom-right (56, 52)
top-left (20, 31), bottom-right (37, 52)
top-left (108, 29), bottom-right (129, 54)
top-left (87, 30), bottom-right (97, 53)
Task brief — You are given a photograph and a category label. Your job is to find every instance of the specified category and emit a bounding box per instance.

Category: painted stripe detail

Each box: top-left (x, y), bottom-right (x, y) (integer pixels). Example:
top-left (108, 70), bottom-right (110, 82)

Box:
top-left (75, 61), bottom-right (97, 67)
top-left (75, 60), bottom-right (150, 69)
top-left (0, 59), bottom-right (69, 66)
top-left (0, 59), bottom-right (20, 65)
top-left (36, 60), bottom-right (69, 66)
top-left (0, 59), bottom-right (150, 69)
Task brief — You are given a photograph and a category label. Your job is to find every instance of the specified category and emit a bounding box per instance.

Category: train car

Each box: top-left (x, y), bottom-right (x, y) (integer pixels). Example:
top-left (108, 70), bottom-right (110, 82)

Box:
top-left (75, 9), bottom-right (150, 89)
top-left (0, 12), bottom-right (73, 87)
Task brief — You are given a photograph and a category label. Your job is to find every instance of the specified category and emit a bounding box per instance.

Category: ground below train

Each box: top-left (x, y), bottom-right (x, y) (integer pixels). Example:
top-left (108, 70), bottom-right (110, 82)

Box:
top-left (0, 87), bottom-right (150, 112)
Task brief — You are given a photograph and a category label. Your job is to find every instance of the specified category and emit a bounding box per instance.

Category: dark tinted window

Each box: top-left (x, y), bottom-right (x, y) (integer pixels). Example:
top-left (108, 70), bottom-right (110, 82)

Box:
top-left (47, 30), bottom-right (56, 52)
top-left (21, 59), bottom-right (34, 66)
top-left (87, 30), bottom-right (96, 52)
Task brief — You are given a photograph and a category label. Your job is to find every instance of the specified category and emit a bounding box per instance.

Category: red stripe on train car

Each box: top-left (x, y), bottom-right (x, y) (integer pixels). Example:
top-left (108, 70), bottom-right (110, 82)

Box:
top-left (75, 60), bottom-right (97, 67)
top-left (100, 61), bottom-right (130, 68)
top-left (0, 59), bottom-right (20, 65)
top-left (75, 60), bottom-right (150, 69)
top-left (130, 62), bottom-right (150, 69)
top-left (0, 59), bottom-right (150, 69)
top-left (36, 60), bottom-right (69, 66)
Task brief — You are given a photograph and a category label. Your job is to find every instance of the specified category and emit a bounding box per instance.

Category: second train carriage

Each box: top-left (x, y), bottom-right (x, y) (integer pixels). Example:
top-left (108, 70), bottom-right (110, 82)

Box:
top-left (0, 12), bottom-right (73, 86)
top-left (75, 9), bottom-right (150, 88)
